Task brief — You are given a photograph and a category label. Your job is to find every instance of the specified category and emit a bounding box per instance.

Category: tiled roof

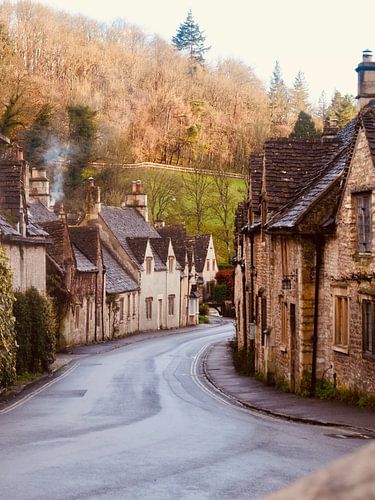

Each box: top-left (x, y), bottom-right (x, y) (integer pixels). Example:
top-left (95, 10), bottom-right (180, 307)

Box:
top-left (102, 246), bottom-right (139, 293)
top-left (193, 234), bottom-right (211, 273)
top-left (126, 237), bottom-right (167, 271)
top-left (263, 103), bottom-right (375, 232)
top-left (29, 201), bottom-right (58, 224)
top-left (157, 225), bottom-right (188, 268)
top-left (73, 244), bottom-right (98, 273)
top-left (69, 226), bottom-right (101, 267)
top-left (40, 220), bottom-right (72, 270)
top-left (27, 222), bottom-right (49, 237)
top-left (100, 206), bottom-right (160, 264)
top-left (0, 215), bottom-right (19, 236)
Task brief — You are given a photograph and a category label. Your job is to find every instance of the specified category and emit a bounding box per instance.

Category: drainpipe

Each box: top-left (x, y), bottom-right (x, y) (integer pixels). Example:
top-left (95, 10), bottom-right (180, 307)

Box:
top-left (249, 231), bottom-right (255, 372)
top-left (311, 236), bottom-right (324, 396)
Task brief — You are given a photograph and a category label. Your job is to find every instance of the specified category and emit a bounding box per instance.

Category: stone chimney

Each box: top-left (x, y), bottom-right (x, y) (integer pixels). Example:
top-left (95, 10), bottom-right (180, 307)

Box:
top-left (322, 117), bottom-right (339, 140)
top-left (123, 179), bottom-right (148, 221)
top-left (85, 177), bottom-right (101, 221)
top-left (356, 49), bottom-right (375, 109)
top-left (29, 167), bottom-right (51, 207)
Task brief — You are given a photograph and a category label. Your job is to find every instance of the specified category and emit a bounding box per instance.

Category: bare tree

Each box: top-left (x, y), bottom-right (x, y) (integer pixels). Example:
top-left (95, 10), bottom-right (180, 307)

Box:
top-left (142, 168), bottom-right (182, 224)
top-left (182, 167), bottom-right (211, 233)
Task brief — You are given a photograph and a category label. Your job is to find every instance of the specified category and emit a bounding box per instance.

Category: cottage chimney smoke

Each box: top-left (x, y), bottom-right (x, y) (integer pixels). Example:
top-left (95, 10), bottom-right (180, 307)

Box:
top-left (356, 49), bottom-right (375, 109)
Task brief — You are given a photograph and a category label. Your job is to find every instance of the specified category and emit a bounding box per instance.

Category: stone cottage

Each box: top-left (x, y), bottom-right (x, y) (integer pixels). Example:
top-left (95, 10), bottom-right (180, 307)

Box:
top-left (0, 140), bottom-right (47, 292)
top-left (234, 50), bottom-right (375, 397)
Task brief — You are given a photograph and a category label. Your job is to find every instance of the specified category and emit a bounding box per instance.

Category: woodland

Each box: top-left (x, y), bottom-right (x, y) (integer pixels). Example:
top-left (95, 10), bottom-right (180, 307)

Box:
top-left (0, 1), bottom-right (357, 261)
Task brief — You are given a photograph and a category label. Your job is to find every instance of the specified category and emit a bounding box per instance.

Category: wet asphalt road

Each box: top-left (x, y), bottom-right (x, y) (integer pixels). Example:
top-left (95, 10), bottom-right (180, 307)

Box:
top-left (0, 323), bottom-right (364, 499)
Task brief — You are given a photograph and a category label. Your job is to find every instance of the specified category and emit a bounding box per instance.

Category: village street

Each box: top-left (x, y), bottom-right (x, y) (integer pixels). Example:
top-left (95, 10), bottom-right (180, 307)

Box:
top-left (0, 322), bottom-right (364, 500)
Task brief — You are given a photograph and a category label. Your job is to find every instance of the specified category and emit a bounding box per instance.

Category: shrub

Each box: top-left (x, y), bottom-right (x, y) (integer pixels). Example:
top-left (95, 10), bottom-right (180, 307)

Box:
top-left (0, 246), bottom-right (16, 387)
top-left (14, 288), bottom-right (56, 374)
top-left (199, 315), bottom-right (209, 324)
top-left (199, 303), bottom-right (209, 316)
top-left (213, 283), bottom-right (227, 304)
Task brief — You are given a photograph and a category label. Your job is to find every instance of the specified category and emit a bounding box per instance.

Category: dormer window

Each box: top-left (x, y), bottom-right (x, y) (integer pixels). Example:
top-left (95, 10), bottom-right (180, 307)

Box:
top-left (354, 192), bottom-right (372, 253)
top-left (146, 256), bottom-right (153, 274)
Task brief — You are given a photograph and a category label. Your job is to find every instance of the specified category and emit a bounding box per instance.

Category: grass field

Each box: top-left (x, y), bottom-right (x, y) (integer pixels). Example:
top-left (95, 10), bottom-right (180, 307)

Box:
top-left (88, 165), bottom-right (247, 263)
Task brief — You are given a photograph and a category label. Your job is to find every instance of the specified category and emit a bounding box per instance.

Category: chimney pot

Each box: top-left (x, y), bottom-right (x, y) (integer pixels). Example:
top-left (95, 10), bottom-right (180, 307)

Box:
top-left (136, 180), bottom-right (142, 193)
top-left (363, 49), bottom-right (373, 62)
top-left (131, 180), bottom-right (137, 194)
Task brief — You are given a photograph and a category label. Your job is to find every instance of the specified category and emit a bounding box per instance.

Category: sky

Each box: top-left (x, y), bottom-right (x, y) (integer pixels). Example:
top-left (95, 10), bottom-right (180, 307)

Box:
top-left (35, 0), bottom-right (375, 104)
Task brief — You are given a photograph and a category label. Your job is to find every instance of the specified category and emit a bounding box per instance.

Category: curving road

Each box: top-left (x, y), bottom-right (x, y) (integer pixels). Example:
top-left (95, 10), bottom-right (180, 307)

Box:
top-left (0, 323), bottom-right (364, 499)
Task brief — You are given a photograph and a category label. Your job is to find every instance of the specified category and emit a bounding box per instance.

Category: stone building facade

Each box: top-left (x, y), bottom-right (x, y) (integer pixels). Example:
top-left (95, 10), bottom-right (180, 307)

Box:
top-left (234, 51), bottom-right (375, 397)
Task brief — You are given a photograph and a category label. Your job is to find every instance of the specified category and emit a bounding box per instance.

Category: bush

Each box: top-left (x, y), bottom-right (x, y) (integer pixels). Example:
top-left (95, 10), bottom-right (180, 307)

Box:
top-left (0, 246), bottom-right (17, 387)
top-left (199, 315), bottom-right (209, 324)
top-left (199, 303), bottom-right (209, 316)
top-left (14, 288), bottom-right (56, 374)
top-left (213, 283), bottom-right (227, 303)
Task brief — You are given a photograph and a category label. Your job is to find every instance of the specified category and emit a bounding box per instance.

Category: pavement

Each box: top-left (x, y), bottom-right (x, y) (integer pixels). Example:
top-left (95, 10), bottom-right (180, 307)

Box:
top-left (204, 340), bottom-right (375, 433)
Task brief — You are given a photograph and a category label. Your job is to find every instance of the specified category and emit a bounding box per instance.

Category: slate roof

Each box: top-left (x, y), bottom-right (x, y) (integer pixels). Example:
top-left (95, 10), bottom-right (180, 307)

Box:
top-left (0, 215), bottom-right (20, 237)
top-left (191, 234), bottom-right (211, 273)
top-left (100, 206), bottom-right (160, 265)
top-left (126, 237), bottom-right (167, 271)
top-left (259, 101), bottom-right (375, 233)
top-left (102, 246), bottom-right (139, 293)
top-left (157, 225), bottom-right (188, 268)
top-left (69, 226), bottom-right (101, 267)
top-left (73, 244), bottom-right (98, 273)
top-left (29, 201), bottom-right (58, 224)
top-left (40, 220), bottom-right (70, 271)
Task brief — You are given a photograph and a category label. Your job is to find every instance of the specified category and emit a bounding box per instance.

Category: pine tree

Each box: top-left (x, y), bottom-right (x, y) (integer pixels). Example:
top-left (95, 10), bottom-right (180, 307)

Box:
top-left (327, 91), bottom-right (356, 129)
top-left (291, 71), bottom-right (310, 115)
top-left (316, 91), bottom-right (329, 122)
top-left (290, 111), bottom-right (320, 138)
top-left (172, 10), bottom-right (209, 65)
top-left (269, 61), bottom-right (289, 134)
top-left (0, 93), bottom-right (23, 138)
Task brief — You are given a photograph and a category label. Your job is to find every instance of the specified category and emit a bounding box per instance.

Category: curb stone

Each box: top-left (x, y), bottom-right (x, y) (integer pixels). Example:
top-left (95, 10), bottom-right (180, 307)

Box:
top-left (202, 343), bottom-right (375, 436)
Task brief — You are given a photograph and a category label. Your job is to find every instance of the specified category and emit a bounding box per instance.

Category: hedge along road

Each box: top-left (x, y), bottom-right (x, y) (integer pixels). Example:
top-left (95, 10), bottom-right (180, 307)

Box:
top-left (0, 323), bottom-right (364, 500)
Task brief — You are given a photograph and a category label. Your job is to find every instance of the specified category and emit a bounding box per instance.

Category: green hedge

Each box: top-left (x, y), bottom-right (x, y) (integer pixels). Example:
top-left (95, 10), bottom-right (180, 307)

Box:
top-left (14, 288), bottom-right (56, 374)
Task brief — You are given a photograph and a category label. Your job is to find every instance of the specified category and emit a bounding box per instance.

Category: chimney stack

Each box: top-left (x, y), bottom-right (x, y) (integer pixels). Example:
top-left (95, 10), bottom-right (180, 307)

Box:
top-left (356, 49), bottom-right (375, 109)
top-left (85, 177), bottom-right (101, 221)
top-left (123, 179), bottom-right (148, 221)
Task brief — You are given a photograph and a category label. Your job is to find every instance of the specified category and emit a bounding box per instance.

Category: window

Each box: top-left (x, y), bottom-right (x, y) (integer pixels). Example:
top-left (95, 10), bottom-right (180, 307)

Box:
top-left (334, 295), bottom-right (349, 347)
top-left (281, 301), bottom-right (287, 346)
top-left (354, 192), bottom-right (372, 253)
top-left (145, 297), bottom-right (153, 320)
top-left (168, 295), bottom-right (175, 315)
top-left (168, 256), bottom-right (174, 273)
top-left (127, 294), bottom-right (131, 319)
top-left (212, 259), bottom-right (216, 270)
top-left (281, 238), bottom-right (288, 276)
top-left (362, 300), bottom-right (375, 356)
top-left (206, 259), bottom-right (210, 271)
top-left (290, 303), bottom-right (296, 336)
top-left (74, 305), bottom-right (80, 329)
top-left (146, 257), bottom-right (153, 274)
top-left (132, 293), bottom-right (136, 317)
top-left (119, 298), bottom-right (125, 321)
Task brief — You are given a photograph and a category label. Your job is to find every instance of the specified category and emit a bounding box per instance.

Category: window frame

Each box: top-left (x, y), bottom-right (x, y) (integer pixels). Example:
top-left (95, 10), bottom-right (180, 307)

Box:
top-left (333, 293), bottom-right (349, 353)
top-left (362, 298), bottom-right (375, 359)
top-left (145, 256), bottom-right (153, 274)
top-left (354, 191), bottom-right (372, 253)
top-left (168, 294), bottom-right (175, 316)
top-left (145, 297), bottom-right (153, 320)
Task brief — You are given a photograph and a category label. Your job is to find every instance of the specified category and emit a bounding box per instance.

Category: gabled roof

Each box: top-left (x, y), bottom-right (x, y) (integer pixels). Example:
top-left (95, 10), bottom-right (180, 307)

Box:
top-left (102, 246), bottom-right (139, 294)
top-left (0, 215), bottom-right (20, 236)
top-left (73, 244), bottom-right (98, 273)
top-left (29, 201), bottom-right (58, 224)
top-left (157, 225), bottom-right (188, 268)
top-left (263, 102), bottom-right (375, 233)
top-left (126, 237), bottom-right (167, 271)
top-left (192, 233), bottom-right (211, 273)
top-left (0, 160), bottom-right (24, 218)
top-left (100, 206), bottom-right (160, 265)
top-left (40, 219), bottom-right (72, 271)
top-left (69, 226), bottom-right (101, 267)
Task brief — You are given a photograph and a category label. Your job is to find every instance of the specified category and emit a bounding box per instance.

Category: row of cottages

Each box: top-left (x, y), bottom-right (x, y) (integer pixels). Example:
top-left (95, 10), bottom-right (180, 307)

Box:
top-left (81, 179), bottom-right (201, 332)
top-left (234, 51), bottom-right (375, 397)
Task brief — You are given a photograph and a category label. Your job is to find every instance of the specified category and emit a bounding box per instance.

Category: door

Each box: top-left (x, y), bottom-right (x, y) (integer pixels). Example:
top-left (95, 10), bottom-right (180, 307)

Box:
top-left (290, 303), bottom-right (297, 392)
top-left (158, 299), bottom-right (163, 329)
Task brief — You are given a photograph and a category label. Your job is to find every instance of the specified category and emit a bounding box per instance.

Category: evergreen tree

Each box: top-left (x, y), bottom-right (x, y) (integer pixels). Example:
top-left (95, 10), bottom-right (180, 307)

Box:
top-left (316, 91), bottom-right (329, 123)
top-left (24, 104), bottom-right (53, 167)
top-left (291, 71), bottom-right (310, 115)
top-left (327, 91), bottom-right (356, 129)
top-left (172, 10), bottom-right (209, 65)
top-left (269, 61), bottom-right (289, 134)
top-left (66, 104), bottom-right (97, 187)
top-left (290, 111), bottom-right (320, 138)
